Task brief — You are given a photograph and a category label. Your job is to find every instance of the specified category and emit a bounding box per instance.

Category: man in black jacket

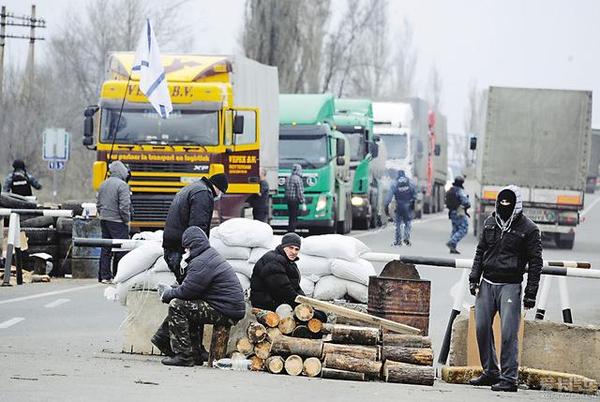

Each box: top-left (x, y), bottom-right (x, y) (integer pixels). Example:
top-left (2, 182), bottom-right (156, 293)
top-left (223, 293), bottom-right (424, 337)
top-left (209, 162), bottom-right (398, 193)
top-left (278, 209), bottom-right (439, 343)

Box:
top-left (468, 185), bottom-right (542, 392)
top-left (250, 232), bottom-right (304, 311)
top-left (155, 226), bottom-right (245, 367)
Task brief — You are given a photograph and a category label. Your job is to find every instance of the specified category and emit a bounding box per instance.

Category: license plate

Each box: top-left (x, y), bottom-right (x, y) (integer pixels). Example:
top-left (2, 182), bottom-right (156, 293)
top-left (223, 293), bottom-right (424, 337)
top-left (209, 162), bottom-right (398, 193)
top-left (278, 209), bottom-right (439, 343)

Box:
top-left (272, 219), bottom-right (288, 226)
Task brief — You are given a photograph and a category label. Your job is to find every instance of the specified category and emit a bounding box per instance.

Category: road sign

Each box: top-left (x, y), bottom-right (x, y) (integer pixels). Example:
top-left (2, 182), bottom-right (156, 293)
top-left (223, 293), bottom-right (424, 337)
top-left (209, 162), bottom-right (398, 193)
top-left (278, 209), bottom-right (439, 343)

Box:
top-left (43, 128), bottom-right (70, 161)
top-left (48, 161), bottom-right (65, 170)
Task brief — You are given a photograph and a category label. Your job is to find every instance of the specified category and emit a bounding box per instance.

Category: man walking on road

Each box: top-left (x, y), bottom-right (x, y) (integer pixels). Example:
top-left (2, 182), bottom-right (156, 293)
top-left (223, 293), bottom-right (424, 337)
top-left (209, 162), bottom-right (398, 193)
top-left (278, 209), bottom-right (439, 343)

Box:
top-left (384, 170), bottom-right (416, 246)
top-left (468, 185), bottom-right (542, 392)
top-left (446, 175), bottom-right (471, 254)
top-left (155, 226), bottom-right (245, 367)
top-left (4, 159), bottom-right (42, 197)
top-left (284, 163), bottom-right (306, 233)
top-left (96, 161), bottom-right (131, 283)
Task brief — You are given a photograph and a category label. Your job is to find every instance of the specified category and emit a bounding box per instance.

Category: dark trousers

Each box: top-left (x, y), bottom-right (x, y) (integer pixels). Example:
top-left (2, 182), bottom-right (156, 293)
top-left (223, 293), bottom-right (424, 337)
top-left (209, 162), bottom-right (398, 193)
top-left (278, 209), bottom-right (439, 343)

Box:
top-left (287, 200), bottom-right (300, 232)
top-left (163, 248), bottom-right (184, 283)
top-left (253, 208), bottom-right (268, 223)
top-left (475, 280), bottom-right (522, 384)
top-left (99, 220), bottom-right (129, 281)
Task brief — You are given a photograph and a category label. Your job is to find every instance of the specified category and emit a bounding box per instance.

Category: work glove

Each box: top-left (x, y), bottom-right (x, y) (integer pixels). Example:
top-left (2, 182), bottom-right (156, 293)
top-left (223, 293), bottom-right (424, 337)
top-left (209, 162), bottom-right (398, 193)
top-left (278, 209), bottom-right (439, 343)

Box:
top-left (523, 297), bottom-right (536, 310)
top-left (469, 282), bottom-right (479, 297)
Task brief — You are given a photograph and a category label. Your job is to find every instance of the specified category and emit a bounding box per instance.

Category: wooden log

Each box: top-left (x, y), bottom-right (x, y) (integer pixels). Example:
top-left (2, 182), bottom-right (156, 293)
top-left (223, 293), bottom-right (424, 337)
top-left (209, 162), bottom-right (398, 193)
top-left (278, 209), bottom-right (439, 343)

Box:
top-left (246, 322), bottom-right (267, 343)
top-left (322, 343), bottom-right (379, 361)
top-left (520, 367), bottom-right (599, 395)
top-left (236, 337), bottom-right (254, 356)
top-left (208, 325), bottom-right (231, 367)
top-left (265, 356), bottom-right (285, 374)
top-left (307, 318), bottom-right (323, 334)
top-left (303, 357), bottom-right (322, 377)
top-left (383, 361), bottom-right (434, 385)
top-left (381, 346), bottom-right (433, 366)
top-left (276, 304), bottom-right (294, 319)
top-left (382, 334), bottom-right (432, 349)
top-left (249, 355), bottom-right (265, 371)
top-left (322, 323), bottom-right (380, 345)
top-left (323, 353), bottom-right (382, 377)
top-left (254, 341), bottom-right (272, 360)
top-left (252, 308), bottom-right (281, 328)
top-left (278, 316), bottom-right (296, 335)
top-left (284, 355), bottom-right (303, 376)
top-left (292, 325), bottom-right (313, 339)
top-left (267, 327), bottom-right (282, 341)
top-left (441, 366), bottom-right (483, 384)
top-left (321, 368), bottom-right (366, 381)
top-left (294, 303), bottom-right (314, 321)
top-left (296, 295), bottom-right (420, 335)
top-left (271, 335), bottom-right (323, 358)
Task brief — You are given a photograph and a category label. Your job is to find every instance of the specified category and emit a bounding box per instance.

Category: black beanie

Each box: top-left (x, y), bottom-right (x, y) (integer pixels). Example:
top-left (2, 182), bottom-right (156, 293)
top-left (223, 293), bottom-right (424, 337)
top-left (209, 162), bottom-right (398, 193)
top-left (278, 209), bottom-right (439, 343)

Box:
top-left (209, 173), bottom-right (229, 193)
top-left (13, 159), bottom-right (25, 170)
top-left (281, 232), bottom-right (301, 248)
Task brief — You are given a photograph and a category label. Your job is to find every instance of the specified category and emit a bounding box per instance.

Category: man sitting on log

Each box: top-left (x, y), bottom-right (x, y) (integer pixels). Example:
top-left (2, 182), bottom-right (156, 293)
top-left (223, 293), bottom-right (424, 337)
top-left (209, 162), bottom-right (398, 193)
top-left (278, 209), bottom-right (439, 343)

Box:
top-left (154, 226), bottom-right (246, 367)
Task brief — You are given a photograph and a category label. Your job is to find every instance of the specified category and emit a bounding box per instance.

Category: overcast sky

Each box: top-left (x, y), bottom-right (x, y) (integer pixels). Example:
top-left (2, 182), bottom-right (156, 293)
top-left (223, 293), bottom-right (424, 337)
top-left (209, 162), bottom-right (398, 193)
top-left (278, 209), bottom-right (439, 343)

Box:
top-left (3, 0), bottom-right (599, 133)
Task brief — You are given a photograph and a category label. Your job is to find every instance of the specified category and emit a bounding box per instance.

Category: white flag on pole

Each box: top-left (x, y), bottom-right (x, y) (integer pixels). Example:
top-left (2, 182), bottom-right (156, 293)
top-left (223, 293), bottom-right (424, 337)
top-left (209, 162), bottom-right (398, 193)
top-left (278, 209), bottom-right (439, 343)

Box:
top-left (132, 19), bottom-right (172, 119)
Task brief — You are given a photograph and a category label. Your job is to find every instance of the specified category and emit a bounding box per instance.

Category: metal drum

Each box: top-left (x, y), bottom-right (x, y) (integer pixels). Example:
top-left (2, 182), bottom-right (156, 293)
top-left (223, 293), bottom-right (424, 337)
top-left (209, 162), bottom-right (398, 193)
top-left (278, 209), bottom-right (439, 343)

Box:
top-left (71, 217), bottom-right (101, 278)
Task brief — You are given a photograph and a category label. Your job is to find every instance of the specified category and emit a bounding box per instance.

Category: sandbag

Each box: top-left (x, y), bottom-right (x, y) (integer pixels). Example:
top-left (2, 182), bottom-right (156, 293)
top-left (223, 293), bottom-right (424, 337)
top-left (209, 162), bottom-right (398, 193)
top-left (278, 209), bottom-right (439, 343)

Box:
top-left (312, 275), bottom-right (348, 301)
top-left (114, 242), bottom-right (163, 283)
top-left (115, 270), bottom-right (177, 305)
top-left (235, 273), bottom-right (251, 291)
top-left (132, 230), bottom-right (163, 241)
top-left (210, 236), bottom-right (251, 260)
top-left (248, 247), bottom-right (270, 264)
top-left (228, 259), bottom-right (254, 278)
top-left (270, 235), bottom-right (283, 248)
top-left (150, 257), bottom-right (170, 273)
top-left (301, 234), bottom-right (370, 261)
top-left (330, 258), bottom-right (375, 286)
top-left (346, 281), bottom-right (368, 303)
top-left (217, 218), bottom-right (273, 248)
top-left (300, 276), bottom-right (315, 297)
top-left (296, 253), bottom-right (332, 278)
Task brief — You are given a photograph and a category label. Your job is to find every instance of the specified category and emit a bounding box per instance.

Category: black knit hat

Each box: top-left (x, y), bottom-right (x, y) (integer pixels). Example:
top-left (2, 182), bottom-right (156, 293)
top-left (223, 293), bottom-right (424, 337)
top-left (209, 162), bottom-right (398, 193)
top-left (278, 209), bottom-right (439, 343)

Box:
top-left (209, 173), bottom-right (229, 193)
top-left (281, 232), bottom-right (301, 248)
top-left (12, 159), bottom-right (25, 170)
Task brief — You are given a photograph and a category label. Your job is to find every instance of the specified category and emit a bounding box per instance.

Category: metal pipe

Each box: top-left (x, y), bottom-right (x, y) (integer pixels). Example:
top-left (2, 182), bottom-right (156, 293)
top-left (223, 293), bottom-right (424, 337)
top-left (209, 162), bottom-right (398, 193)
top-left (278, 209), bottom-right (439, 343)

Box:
top-left (1, 213), bottom-right (19, 286)
top-left (558, 276), bottom-right (573, 323)
top-left (0, 208), bottom-right (72, 217)
top-left (73, 238), bottom-right (158, 250)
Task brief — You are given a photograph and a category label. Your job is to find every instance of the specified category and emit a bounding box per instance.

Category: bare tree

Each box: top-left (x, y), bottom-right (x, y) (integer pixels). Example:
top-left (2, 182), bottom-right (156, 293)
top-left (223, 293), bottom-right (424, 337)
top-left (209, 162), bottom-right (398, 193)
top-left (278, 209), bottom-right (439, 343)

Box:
top-left (464, 80), bottom-right (485, 134)
top-left (389, 17), bottom-right (417, 99)
top-left (426, 64), bottom-right (443, 111)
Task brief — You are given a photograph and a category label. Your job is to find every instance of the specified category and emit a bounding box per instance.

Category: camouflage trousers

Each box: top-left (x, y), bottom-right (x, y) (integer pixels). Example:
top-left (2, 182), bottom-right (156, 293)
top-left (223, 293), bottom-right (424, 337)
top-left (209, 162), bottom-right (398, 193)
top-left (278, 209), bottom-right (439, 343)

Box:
top-left (449, 212), bottom-right (469, 247)
top-left (168, 298), bottom-right (235, 356)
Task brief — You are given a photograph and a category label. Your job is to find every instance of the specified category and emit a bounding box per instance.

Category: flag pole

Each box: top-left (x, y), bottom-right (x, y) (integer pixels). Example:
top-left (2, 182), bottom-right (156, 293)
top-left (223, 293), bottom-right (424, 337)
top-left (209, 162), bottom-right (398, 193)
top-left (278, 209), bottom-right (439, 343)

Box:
top-left (104, 74), bottom-right (132, 179)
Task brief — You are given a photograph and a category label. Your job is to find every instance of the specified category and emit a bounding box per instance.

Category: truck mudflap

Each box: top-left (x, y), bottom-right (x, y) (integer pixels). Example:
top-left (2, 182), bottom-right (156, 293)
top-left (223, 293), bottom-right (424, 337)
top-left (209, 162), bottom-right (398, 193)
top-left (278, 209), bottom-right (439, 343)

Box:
top-left (537, 224), bottom-right (576, 234)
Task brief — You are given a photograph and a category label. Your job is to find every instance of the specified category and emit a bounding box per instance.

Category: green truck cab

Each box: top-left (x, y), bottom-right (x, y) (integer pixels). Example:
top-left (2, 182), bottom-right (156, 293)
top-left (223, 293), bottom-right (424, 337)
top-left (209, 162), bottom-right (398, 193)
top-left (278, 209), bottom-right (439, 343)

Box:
top-left (334, 99), bottom-right (385, 229)
top-left (272, 94), bottom-right (353, 234)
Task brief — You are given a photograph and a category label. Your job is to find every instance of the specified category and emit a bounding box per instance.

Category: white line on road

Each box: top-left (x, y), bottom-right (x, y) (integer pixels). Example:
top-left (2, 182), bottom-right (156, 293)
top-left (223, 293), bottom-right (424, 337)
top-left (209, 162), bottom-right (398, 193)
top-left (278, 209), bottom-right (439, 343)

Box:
top-left (44, 298), bottom-right (71, 308)
top-left (352, 213), bottom-right (447, 238)
top-left (0, 317), bottom-right (25, 329)
top-left (582, 196), bottom-right (600, 217)
top-left (0, 284), bottom-right (100, 306)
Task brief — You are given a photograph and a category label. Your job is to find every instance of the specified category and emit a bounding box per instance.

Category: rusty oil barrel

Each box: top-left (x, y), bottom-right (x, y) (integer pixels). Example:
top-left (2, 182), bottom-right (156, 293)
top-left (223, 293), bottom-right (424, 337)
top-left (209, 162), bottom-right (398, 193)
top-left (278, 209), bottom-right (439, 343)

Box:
top-left (367, 275), bottom-right (431, 335)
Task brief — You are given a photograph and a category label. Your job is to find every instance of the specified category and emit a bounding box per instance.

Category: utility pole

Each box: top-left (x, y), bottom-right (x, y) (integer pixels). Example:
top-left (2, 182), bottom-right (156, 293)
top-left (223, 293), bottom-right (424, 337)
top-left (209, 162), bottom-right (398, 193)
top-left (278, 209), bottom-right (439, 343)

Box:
top-left (0, 4), bottom-right (46, 99)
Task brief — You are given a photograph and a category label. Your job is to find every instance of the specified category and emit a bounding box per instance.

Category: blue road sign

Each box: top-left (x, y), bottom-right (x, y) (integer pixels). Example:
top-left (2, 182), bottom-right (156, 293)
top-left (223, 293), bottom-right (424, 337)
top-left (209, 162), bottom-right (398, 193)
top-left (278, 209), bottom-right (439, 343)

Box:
top-left (48, 161), bottom-right (65, 170)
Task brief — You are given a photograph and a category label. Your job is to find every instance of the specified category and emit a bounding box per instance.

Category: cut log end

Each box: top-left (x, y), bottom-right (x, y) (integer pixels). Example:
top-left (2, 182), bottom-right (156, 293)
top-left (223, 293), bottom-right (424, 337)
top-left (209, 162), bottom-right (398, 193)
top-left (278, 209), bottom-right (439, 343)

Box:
top-left (276, 304), bottom-right (294, 319)
top-left (265, 356), bottom-right (285, 374)
top-left (303, 357), bottom-right (322, 377)
top-left (294, 303), bottom-right (315, 321)
top-left (254, 309), bottom-right (281, 328)
top-left (307, 318), bottom-right (323, 334)
top-left (247, 322), bottom-right (268, 343)
top-left (249, 355), bottom-right (265, 371)
top-left (292, 325), bottom-right (313, 339)
top-left (254, 341), bottom-right (272, 360)
top-left (278, 316), bottom-right (297, 335)
top-left (267, 327), bottom-right (282, 341)
top-left (284, 355), bottom-right (304, 376)
top-left (236, 337), bottom-right (254, 356)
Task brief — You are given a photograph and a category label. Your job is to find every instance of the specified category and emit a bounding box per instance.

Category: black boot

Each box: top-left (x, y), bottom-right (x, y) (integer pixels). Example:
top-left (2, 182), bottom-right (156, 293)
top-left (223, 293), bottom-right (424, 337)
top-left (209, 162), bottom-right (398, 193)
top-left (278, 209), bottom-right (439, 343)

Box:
top-left (161, 354), bottom-right (194, 367)
top-left (192, 346), bottom-right (209, 366)
top-left (491, 380), bottom-right (517, 392)
top-left (151, 334), bottom-right (174, 357)
top-left (469, 373), bottom-right (499, 386)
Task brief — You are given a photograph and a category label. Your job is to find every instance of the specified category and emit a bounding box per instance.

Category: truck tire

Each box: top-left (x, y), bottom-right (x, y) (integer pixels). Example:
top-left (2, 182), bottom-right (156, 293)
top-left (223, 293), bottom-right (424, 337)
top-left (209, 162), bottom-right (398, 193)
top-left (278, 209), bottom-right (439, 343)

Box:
top-left (21, 216), bottom-right (56, 228)
top-left (0, 192), bottom-right (37, 209)
top-left (23, 228), bottom-right (58, 245)
top-left (56, 217), bottom-right (74, 235)
top-left (60, 200), bottom-right (85, 217)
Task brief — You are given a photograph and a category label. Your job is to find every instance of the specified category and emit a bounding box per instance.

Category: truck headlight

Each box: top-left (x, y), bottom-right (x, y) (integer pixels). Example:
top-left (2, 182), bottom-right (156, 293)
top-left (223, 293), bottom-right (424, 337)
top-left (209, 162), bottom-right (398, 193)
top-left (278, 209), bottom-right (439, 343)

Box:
top-left (351, 196), bottom-right (366, 206)
top-left (316, 195), bottom-right (327, 212)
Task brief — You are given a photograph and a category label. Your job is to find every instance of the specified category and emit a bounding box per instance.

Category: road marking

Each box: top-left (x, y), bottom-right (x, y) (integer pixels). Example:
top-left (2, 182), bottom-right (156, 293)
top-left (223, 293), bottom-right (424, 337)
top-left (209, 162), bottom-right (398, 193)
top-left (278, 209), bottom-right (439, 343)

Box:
top-left (581, 196), bottom-right (600, 217)
top-left (0, 284), bottom-right (100, 305)
top-left (352, 214), bottom-right (447, 238)
top-left (0, 317), bottom-right (25, 329)
top-left (44, 298), bottom-right (70, 308)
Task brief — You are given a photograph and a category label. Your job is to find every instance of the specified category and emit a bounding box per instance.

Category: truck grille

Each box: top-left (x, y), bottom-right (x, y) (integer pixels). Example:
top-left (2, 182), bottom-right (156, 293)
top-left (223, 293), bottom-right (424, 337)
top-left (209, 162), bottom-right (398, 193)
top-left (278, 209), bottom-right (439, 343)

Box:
top-left (131, 175), bottom-right (182, 182)
top-left (272, 196), bottom-right (314, 205)
top-left (131, 193), bottom-right (174, 222)
top-left (127, 162), bottom-right (209, 174)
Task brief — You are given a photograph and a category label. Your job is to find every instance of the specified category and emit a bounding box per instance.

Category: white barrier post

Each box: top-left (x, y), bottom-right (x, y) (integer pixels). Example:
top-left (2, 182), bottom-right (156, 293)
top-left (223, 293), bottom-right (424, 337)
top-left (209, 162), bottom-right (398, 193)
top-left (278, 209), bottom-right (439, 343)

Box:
top-left (558, 277), bottom-right (573, 323)
top-left (1, 213), bottom-right (19, 286)
top-left (535, 276), bottom-right (552, 320)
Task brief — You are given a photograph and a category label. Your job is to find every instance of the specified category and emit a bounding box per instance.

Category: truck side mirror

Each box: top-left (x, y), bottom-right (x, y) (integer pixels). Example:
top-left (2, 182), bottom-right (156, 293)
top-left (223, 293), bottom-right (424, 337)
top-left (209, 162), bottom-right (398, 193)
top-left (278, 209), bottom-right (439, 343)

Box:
top-left (434, 144), bottom-right (441, 156)
top-left (470, 137), bottom-right (477, 150)
top-left (83, 105), bottom-right (98, 146)
top-left (233, 115), bottom-right (244, 135)
top-left (369, 142), bottom-right (379, 158)
top-left (336, 156), bottom-right (345, 166)
top-left (336, 138), bottom-right (345, 156)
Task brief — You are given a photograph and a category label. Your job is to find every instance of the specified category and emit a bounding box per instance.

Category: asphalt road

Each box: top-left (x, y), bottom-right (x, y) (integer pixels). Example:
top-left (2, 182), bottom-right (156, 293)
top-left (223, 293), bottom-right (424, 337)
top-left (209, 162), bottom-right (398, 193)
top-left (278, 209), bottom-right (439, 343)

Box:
top-left (1, 191), bottom-right (599, 401)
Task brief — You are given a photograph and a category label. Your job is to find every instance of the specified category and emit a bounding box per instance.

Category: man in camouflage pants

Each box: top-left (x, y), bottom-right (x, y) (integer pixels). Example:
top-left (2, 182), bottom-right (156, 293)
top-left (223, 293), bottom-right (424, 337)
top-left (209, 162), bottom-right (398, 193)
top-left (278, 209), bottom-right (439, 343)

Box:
top-left (446, 176), bottom-right (471, 254)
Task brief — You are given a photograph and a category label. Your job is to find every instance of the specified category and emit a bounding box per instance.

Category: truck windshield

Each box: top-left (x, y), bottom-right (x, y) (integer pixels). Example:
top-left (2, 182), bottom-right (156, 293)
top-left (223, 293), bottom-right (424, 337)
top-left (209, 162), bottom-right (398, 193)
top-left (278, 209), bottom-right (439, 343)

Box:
top-left (279, 135), bottom-right (329, 169)
top-left (100, 108), bottom-right (219, 145)
top-left (338, 130), bottom-right (366, 162)
top-left (380, 133), bottom-right (408, 159)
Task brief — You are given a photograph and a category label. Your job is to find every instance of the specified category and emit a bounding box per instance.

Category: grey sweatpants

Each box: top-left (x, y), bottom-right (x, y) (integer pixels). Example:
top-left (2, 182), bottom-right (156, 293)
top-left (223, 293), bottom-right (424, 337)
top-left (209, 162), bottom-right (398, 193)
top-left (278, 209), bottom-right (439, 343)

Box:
top-left (475, 280), bottom-right (522, 384)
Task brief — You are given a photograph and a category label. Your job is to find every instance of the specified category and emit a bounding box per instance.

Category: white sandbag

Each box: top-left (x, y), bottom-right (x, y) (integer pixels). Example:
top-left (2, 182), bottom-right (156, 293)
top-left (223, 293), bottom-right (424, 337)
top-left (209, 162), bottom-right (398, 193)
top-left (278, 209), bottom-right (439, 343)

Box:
top-left (210, 236), bottom-right (251, 260)
top-left (270, 235), bottom-right (283, 248)
top-left (218, 218), bottom-right (273, 248)
top-left (346, 281), bottom-right (368, 303)
top-left (300, 276), bottom-right (315, 297)
top-left (248, 247), bottom-right (270, 264)
top-left (210, 226), bottom-right (222, 240)
top-left (104, 286), bottom-right (118, 302)
top-left (116, 270), bottom-right (177, 305)
top-left (132, 230), bottom-right (163, 241)
top-left (114, 242), bottom-right (164, 283)
top-left (296, 253), bottom-right (332, 278)
top-left (235, 273), bottom-right (251, 291)
top-left (150, 256), bottom-right (170, 273)
top-left (330, 258), bottom-right (376, 286)
top-left (301, 234), bottom-right (370, 261)
top-left (228, 259), bottom-right (254, 278)
top-left (312, 275), bottom-right (348, 301)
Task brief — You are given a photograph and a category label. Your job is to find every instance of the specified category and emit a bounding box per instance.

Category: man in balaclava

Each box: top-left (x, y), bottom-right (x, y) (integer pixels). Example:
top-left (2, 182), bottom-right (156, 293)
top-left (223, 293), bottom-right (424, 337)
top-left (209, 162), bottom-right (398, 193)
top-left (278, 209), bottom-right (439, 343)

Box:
top-left (468, 185), bottom-right (543, 392)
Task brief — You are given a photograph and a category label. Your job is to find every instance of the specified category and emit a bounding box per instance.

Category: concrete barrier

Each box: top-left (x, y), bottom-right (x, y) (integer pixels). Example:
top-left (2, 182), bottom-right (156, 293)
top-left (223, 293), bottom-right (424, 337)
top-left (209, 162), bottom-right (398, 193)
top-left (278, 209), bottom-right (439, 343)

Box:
top-left (448, 315), bottom-right (600, 382)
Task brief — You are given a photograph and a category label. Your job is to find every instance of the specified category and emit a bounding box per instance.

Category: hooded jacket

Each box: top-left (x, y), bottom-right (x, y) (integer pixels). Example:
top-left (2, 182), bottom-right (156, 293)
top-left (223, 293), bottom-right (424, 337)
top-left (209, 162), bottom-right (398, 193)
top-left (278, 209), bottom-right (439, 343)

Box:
top-left (97, 161), bottom-right (131, 223)
top-left (250, 245), bottom-right (305, 311)
top-left (469, 185), bottom-right (543, 299)
top-left (162, 226), bottom-right (246, 320)
top-left (163, 177), bottom-right (216, 250)
top-left (4, 167), bottom-right (42, 196)
top-left (385, 170), bottom-right (416, 207)
top-left (284, 164), bottom-right (305, 204)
